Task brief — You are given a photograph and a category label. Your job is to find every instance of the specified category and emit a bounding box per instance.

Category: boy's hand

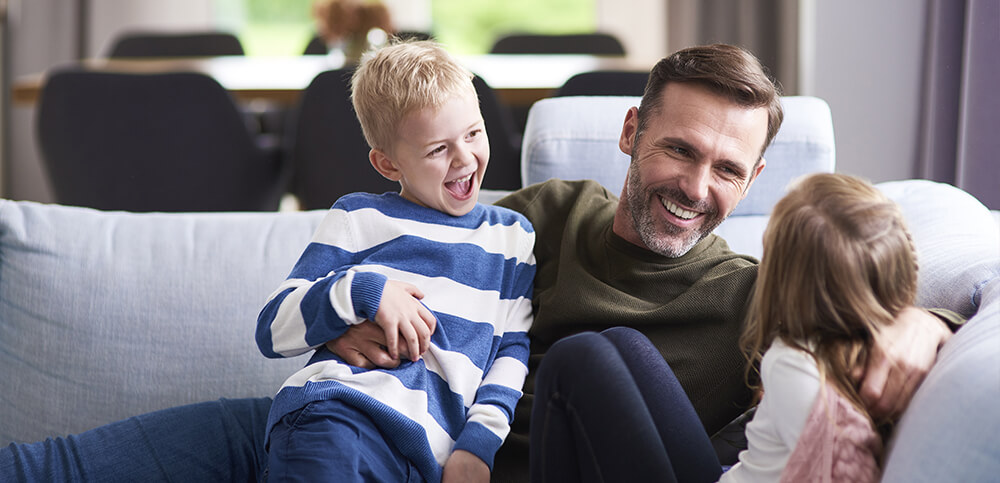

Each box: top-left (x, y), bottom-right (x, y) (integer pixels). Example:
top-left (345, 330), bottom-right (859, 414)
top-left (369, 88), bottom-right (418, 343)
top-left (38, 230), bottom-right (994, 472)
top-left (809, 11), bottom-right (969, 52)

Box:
top-left (373, 280), bottom-right (436, 362)
top-left (852, 306), bottom-right (951, 420)
top-left (442, 450), bottom-right (489, 483)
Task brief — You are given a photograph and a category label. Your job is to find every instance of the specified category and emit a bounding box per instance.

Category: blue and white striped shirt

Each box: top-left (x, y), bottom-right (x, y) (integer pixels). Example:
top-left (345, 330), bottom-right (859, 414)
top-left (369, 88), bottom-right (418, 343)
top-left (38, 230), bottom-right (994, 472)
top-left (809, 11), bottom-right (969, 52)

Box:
top-left (256, 192), bottom-right (535, 481)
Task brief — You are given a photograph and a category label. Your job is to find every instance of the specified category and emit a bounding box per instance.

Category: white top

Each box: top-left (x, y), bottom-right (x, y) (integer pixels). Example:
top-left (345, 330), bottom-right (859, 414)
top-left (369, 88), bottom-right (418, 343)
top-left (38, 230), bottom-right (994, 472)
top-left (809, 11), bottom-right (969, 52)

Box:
top-left (720, 338), bottom-right (822, 483)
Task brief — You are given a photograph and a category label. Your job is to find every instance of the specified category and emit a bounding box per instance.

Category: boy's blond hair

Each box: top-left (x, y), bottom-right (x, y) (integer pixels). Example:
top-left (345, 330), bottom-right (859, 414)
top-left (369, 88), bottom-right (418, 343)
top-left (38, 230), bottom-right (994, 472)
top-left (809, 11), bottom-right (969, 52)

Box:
top-left (351, 39), bottom-right (476, 152)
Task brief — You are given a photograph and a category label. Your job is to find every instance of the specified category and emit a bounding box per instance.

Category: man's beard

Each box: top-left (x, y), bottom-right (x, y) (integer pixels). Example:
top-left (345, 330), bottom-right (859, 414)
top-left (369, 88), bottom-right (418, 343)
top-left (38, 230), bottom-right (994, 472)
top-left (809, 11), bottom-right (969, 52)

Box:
top-left (625, 162), bottom-right (726, 258)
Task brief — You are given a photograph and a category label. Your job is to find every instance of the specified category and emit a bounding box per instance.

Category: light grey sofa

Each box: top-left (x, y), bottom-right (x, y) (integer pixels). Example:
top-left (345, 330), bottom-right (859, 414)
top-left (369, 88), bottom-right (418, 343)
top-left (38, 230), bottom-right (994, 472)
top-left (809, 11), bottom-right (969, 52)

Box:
top-left (1, 96), bottom-right (997, 481)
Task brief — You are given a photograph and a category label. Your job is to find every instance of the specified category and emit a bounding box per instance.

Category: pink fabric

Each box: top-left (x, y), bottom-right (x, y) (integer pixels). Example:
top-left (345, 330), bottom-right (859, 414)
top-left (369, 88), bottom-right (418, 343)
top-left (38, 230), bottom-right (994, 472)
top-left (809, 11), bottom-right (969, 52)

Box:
top-left (779, 382), bottom-right (882, 483)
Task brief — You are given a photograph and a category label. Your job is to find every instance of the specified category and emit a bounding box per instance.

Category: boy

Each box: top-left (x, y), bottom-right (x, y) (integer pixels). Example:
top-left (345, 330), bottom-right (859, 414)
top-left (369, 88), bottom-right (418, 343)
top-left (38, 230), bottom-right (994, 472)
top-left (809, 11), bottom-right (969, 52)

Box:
top-left (256, 40), bottom-right (536, 482)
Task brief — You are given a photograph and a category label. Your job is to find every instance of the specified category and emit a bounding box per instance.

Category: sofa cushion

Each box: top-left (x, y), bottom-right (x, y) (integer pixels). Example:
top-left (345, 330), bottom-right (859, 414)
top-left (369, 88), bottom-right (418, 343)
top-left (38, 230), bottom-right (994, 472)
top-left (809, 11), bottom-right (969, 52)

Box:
top-left (0, 200), bottom-right (323, 443)
top-left (520, 95), bottom-right (836, 216)
top-left (877, 180), bottom-right (1000, 318)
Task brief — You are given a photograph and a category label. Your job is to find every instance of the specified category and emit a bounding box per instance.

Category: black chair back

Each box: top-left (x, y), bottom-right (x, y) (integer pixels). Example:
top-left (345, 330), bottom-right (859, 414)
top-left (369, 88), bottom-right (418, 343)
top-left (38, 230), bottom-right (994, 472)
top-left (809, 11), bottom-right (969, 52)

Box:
top-left (36, 70), bottom-right (286, 212)
top-left (285, 68), bottom-right (394, 211)
top-left (472, 75), bottom-right (521, 190)
top-left (555, 70), bottom-right (649, 97)
top-left (108, 31), bottom-right (244, 58)
top-left (490, 33), bottom-right (625, 56)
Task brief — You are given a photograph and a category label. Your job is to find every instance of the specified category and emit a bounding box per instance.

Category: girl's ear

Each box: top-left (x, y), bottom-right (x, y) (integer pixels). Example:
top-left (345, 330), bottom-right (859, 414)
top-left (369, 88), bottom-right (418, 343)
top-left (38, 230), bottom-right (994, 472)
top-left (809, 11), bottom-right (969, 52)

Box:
top-left (370, 148), bottom-right (402, 181)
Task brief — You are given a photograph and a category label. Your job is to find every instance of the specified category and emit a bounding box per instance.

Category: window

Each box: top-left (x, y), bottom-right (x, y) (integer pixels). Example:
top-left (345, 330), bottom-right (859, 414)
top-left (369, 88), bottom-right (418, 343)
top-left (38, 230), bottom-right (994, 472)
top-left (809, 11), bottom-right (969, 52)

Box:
top-left (220, 0), bottom-right (594, 57)
top-left (432, 0), bottom-right (595, 54)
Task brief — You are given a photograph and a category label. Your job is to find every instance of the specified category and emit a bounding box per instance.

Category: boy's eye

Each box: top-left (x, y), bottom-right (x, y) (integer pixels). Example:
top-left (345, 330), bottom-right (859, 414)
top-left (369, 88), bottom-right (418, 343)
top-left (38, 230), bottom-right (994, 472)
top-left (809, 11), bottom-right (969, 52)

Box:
top-left (428, 145), bottom-right (446, 156)
top-left (467, 129), bottom-right (482, 140)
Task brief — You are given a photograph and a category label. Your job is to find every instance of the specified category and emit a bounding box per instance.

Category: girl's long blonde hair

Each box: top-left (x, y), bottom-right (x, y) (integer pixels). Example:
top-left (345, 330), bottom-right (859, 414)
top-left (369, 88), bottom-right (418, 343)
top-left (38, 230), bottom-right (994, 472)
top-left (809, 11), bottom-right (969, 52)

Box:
top-left (741, 173), bottom-right (919, 423)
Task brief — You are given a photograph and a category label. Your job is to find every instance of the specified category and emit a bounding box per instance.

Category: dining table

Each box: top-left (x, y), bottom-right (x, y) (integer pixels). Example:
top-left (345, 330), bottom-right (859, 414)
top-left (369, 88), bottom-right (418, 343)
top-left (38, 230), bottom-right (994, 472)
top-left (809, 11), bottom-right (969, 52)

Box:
top-left (11, 53), bottom-right (651, 109)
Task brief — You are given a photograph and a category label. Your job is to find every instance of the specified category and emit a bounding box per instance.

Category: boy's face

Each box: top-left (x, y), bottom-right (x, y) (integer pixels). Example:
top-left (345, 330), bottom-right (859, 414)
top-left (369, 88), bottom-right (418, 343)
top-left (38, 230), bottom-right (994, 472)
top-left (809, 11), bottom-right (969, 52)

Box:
top-left (376, 91), bottom-right (489, 216)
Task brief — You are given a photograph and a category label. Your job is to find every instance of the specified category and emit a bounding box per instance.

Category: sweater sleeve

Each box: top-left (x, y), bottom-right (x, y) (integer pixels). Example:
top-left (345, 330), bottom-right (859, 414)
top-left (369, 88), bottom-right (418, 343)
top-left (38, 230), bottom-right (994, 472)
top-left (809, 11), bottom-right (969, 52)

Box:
top-left (452, 229), bottom-right (536, 469)
top-left (255, 205), bottom-right (388, 359)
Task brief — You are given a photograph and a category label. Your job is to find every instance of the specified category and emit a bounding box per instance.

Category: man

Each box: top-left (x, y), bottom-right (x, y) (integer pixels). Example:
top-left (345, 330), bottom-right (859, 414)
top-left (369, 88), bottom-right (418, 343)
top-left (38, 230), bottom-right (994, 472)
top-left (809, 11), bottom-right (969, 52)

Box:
top-left (327, 44), bottom-right (955, 479)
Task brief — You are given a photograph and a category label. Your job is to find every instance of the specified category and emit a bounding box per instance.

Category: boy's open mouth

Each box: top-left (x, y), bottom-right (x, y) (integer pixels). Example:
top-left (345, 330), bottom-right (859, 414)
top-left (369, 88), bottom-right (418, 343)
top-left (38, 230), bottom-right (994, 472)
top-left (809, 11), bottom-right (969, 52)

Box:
top-left (445, 173), bottom-right (474, 197)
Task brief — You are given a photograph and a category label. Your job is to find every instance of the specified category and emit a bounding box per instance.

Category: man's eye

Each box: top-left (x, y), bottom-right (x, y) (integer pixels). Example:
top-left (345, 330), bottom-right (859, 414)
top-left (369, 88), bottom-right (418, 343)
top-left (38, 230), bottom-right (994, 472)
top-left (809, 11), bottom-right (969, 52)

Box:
top-left (669, 146), bottom-right (688, 156)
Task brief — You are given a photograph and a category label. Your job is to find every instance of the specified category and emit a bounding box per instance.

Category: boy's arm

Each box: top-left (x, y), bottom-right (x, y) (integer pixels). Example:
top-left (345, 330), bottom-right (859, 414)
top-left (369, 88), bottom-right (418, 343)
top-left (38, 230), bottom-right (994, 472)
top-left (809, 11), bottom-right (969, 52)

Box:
top-left (255, 207), bottom-right (388, 359)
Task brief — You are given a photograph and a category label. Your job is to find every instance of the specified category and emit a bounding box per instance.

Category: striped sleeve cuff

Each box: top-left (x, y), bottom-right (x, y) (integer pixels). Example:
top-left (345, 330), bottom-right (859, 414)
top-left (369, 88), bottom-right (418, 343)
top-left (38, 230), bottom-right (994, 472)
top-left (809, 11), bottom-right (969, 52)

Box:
top-left (350, 271), bottom-right (388, 321)
top-left (452, 421), bottom-right (504, 470)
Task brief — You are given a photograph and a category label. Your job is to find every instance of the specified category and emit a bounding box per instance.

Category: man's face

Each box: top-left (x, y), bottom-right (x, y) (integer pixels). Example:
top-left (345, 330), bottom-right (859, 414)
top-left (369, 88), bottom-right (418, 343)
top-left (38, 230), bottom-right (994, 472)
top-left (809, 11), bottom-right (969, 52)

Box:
top-left (613, 82), bottom-right (768, 257)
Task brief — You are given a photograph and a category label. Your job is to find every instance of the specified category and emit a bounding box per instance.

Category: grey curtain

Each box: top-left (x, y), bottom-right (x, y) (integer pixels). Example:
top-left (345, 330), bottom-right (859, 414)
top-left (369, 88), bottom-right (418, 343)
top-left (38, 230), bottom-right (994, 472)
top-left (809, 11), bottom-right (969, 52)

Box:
top-left (918, 0), bottom-right (999, 209)
top-left (667, 0), bottom-right (800, 94)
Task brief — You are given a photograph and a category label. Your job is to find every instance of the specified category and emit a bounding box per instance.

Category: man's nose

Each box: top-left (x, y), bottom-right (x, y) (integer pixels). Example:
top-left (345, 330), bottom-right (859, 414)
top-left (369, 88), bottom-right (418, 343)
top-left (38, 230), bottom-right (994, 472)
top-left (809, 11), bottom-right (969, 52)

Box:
top-left (678, 163), bottom-right (711, 202)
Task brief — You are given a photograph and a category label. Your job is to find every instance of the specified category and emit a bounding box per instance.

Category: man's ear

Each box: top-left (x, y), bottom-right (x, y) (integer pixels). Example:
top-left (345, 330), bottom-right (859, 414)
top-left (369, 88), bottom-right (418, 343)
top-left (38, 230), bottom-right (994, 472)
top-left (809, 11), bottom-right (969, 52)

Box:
top-left (618, 107), bottom-right (639, 156)
top-left (370, 149), bottom-right (402, 181)
top-left (742, 157), bottom-right (767, 197)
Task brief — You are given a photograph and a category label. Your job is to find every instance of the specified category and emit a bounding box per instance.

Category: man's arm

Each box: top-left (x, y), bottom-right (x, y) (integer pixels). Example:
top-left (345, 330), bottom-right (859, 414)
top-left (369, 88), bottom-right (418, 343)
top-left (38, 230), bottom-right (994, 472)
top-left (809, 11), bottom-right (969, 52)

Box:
top-left (854, 306), bottom-right (954, 420)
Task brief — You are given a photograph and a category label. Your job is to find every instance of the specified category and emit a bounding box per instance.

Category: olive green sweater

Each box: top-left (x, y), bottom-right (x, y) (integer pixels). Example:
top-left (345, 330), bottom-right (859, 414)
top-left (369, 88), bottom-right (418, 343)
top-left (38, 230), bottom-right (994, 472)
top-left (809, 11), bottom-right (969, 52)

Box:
top-left (493, 179), bottom-right (760, 476)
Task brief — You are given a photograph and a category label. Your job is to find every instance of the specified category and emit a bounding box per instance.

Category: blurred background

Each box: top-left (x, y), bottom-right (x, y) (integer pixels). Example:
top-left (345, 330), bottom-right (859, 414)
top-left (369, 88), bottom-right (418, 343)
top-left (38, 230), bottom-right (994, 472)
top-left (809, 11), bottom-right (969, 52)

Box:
top-left (0, 0), bottom-right (995, 209)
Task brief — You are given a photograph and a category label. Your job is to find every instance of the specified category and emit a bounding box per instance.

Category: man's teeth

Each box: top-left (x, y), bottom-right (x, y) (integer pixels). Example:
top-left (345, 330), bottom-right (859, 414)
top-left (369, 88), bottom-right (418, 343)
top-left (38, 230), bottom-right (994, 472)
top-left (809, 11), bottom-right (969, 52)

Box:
top-left (662, 199), bottom-right (697, 220)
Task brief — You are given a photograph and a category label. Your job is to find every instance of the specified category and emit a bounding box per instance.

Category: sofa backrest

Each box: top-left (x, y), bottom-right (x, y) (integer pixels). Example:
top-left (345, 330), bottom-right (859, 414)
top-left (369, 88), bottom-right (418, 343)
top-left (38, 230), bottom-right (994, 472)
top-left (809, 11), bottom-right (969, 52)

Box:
top-left (520, 95), bottom-right (836, 217)
top-left (0, 201), bottom-right (325, 443)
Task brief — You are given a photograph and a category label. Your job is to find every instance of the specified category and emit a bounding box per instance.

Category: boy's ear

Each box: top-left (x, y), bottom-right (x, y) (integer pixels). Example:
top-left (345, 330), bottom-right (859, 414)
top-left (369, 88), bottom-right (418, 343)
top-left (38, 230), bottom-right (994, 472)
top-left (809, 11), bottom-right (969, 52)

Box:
top-left (370, 149), bottom-right (402, 181)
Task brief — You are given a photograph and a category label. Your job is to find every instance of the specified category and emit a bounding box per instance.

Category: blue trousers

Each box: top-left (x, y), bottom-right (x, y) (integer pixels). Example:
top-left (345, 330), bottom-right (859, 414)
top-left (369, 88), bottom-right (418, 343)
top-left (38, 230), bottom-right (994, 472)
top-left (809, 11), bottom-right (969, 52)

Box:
top-left (266, 398), bottom-right (422, 482)
top-left (530, 327), bottom-right (723, 483)
top-left (1, 397), bottom-right (271, 482)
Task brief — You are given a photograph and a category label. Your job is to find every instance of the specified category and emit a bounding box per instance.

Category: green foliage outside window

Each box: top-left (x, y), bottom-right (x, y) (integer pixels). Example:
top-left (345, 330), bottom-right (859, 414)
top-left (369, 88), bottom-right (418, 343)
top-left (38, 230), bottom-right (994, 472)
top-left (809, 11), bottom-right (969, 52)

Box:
top-left (431, 0), bottom-right (594, 54)
top-left (226, 0), bottom-right (594, 57)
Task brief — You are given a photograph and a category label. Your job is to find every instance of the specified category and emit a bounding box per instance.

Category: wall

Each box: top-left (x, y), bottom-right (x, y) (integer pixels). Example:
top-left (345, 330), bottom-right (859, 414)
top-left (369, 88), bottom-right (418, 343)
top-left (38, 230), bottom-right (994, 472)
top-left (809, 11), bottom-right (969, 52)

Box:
top-left (811, 0), bottom-right (929, 182)
top-left (597, 0), bottom-right (668, 67)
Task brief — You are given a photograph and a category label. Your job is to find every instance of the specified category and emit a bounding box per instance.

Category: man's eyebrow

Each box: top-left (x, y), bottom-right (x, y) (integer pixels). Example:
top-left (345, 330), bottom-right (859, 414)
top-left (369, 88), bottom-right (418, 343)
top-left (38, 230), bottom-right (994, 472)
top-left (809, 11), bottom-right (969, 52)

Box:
top-left (718, 159), bottom-right (749, 178)
top-left (653, 136), bottom-right (697, 154)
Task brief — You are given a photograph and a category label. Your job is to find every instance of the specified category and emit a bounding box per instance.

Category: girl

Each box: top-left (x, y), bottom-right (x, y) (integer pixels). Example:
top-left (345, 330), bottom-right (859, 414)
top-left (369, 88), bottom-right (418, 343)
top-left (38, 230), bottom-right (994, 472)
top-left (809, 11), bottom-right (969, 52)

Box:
top-left (530, 173), bottom-right (919, 482)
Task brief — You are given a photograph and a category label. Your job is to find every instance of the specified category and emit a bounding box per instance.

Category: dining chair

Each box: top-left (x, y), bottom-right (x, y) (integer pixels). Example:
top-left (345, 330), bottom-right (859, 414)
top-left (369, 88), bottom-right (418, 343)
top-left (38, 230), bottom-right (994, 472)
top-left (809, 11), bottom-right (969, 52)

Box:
top-left (554, 70), bottom-right (649, 97)
top-left (489, 32), bottom-right (626, 56)
top-left (472, 75), bottom-right (521, 191)
top-left (36, 70), bottom-right (287, 212)
top-left (107, 31), bottom-right (245, 58)
top-left (286, 69), bottom-right (521, 211)
top-left (284, 68), bottom-right (393, 211)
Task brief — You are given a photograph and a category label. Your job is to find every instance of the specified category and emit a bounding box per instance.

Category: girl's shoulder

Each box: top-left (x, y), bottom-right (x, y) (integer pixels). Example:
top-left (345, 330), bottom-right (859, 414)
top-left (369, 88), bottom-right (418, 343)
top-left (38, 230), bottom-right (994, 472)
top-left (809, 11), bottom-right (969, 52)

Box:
top-left (761, 338), bottom-right (820, 382)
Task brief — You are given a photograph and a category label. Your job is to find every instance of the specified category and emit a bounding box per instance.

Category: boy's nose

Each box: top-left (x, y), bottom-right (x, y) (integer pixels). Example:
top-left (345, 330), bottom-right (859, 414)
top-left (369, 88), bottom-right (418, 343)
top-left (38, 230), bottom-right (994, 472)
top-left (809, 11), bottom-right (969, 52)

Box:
top-left (452, 144), bottom-right (476, 168)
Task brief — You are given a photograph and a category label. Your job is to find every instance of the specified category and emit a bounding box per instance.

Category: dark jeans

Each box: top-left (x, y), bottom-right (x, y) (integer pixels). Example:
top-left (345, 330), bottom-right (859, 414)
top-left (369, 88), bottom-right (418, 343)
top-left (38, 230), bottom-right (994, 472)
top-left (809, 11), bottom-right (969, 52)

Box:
top-left (1, 398), bottom-right (271, 482)
top-left (267, 398), bottom-right (422, 482)
top-left (530, 327), bottom-right (722, 483)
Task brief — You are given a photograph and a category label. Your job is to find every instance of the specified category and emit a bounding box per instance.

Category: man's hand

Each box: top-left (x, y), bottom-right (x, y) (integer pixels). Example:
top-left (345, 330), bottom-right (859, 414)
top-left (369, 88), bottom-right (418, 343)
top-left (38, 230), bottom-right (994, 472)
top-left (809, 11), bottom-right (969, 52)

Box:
top-left (325, 322), bottom-right (403, 369)
top-left (442, 450), bottom-right (489, 483)
top-left (373, 280), bottom-right (437, 361)
top-left (852, 307), bottom-right (952, 421)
